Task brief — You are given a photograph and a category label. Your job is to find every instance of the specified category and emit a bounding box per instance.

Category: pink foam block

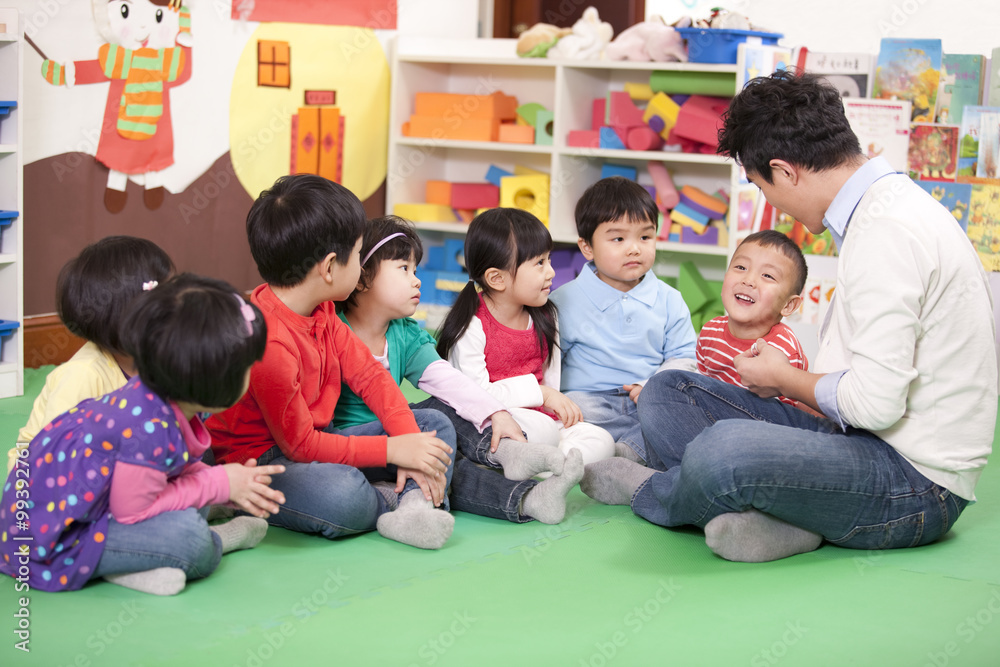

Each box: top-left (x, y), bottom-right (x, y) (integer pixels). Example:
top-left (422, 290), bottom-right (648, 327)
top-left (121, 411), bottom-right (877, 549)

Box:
top-left (646, 161), bottom-right (679, 212)
top-left (592, 98), bottom-right (606, 131)
top-left (450, 183), bottom-right (500, 209)
top-left (608, 91), bottom-right (646, 127)
top-left (673, 95), bottom-right (731, 148)
top-left (626, 126), bottom-right (664, 151)
top-left (568, 130), bottom-right (601, 148)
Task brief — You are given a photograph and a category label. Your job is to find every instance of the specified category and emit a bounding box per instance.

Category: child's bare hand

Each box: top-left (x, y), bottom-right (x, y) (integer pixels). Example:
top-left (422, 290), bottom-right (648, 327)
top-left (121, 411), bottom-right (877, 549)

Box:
top-left (489, 410), bottom-right (526, 452)
top-left (223, 459), bottom-right (285, 518)
top-left (396, 467), bottom-right (447, 506)
top-left (540, 386), bottom-right (583, 427)
top-left (624, 383), bottom-right (643, 403)
top-left (734, 339), bottom-right (788, 398)
top-left (387, 431), bottom-right (453, 480)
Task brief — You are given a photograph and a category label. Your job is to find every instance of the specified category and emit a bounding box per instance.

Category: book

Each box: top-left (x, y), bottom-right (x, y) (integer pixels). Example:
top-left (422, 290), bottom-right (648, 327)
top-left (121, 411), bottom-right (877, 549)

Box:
top-left (935, 54), bottom-right (985, 125)
top-left (976, 110), bottom-right (1000, 178)
top-left (802, 50), bottom-right (873, 98)
top-left (736, 42), bottom-right (793, 91)
top-left (843, 98), bottom-right (912, 172)
top-left (873, 38), bottom-right (943, 122)
top-left (957, 105), bottom-right (1000, 177)
top-left (988, 48), bottom-right (1000, 106)
top-left (907, 123), bottom-right (959, 182)
top-left (965, 183), bottom-right (1000, 272)
top-left (915, 181), bottom-right (972, 232)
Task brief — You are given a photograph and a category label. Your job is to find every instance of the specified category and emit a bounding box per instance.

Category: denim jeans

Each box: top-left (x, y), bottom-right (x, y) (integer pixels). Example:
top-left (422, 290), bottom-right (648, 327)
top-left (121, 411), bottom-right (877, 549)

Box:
top-left (634, 370), bottom-right (967, 550)
top-left (256, 409), bottom-right (456, 539)
top-left (567, 389), bottom-right (646, 463)
top-left (94, 508), bottom-right (222, 580)
top-left (411, 397), bottom-right (536, 523)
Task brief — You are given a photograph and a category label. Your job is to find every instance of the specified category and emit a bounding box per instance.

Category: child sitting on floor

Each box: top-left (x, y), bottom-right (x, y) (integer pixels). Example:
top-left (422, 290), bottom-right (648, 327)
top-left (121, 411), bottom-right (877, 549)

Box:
top-left (1, 274), bottom-right (284, 595)
top-left (336, 216), bottom-right (583, 524)
top-left (8, 236), bottom-right (174, 476)
top-left (697, 230), bottom-right (809, 406)
top-left (206, 175), bottom-right (456, 550)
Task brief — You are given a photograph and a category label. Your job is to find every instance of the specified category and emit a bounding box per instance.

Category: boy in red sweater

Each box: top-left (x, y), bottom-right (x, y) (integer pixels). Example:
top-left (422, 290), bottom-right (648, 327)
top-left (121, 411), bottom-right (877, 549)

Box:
top-left (207, 175), bottom-right (456, 549)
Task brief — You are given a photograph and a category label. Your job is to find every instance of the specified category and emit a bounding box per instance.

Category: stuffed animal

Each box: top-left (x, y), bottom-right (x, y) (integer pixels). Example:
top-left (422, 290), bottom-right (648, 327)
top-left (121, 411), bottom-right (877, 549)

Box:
top-left (546, 6), bottom-right (612, 60)
top-left (516, 22), bottom-right (572, 58)
top-left (605, 15), bottom-right (687, 62)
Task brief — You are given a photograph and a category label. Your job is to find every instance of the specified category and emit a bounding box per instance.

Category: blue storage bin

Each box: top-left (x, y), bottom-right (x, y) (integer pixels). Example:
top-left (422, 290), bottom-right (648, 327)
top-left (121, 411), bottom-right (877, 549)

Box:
top-left (676, 27), bottom-right (783, 64)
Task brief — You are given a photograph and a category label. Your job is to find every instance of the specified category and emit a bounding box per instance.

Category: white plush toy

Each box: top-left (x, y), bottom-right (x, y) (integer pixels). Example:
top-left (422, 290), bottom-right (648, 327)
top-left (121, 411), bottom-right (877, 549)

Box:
top-left (604, 15), bottom-right (687, 62)
top-left (546, 6), bottom-right (613, 60)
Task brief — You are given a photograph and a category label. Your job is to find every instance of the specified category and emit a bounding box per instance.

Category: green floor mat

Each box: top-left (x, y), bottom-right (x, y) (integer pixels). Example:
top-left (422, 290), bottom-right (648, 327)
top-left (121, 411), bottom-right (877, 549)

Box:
top-left (2, 368), bottom-right (999, 666)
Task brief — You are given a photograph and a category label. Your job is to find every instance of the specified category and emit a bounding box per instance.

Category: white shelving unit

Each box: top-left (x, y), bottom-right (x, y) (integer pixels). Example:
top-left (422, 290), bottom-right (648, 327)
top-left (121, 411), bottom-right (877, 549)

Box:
top-left (387, 37), bottom-right (742, 279)
top-left (0, 8), bottom-right (22, 398)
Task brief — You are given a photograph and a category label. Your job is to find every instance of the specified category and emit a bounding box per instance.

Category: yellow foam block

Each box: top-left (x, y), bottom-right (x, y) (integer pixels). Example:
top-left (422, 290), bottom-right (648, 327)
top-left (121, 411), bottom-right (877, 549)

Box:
top-left (393, 203), bottom-right (457, 223)
top-left (710, 220), bottom-right (729, 246)
top-left (670, 208), bottom-right (708, 234)
top-left (624, 82), bottom-right (654, 102)
top-left (500, 174), bottom-right (550, 225)
top-left (513, 164), bottom-right (545, 176)
top-left (642, 92), bottom-right (681, 140)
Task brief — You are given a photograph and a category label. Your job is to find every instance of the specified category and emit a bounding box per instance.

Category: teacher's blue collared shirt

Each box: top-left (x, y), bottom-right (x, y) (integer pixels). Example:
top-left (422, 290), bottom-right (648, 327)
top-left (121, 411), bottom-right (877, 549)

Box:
top-left (813, 156), bottom-right (897, 427)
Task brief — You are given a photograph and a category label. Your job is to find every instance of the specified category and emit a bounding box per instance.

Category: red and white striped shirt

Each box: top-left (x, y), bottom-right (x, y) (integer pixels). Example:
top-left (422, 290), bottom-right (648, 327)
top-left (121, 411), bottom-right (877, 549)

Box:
top-left (696, 316), bottom-right (807, 406)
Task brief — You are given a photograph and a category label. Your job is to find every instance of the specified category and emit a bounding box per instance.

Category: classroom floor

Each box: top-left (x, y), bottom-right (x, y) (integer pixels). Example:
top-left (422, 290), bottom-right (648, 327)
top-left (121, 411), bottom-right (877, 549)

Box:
top-left (2, 368), bottom-right (999, 667)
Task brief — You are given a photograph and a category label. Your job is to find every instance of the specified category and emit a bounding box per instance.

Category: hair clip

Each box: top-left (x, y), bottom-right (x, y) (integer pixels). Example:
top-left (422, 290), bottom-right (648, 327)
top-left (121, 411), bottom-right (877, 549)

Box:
top-left (142, 281), bottom-right (158, 291)
top-left (235, 294), bottom-right (256, 335)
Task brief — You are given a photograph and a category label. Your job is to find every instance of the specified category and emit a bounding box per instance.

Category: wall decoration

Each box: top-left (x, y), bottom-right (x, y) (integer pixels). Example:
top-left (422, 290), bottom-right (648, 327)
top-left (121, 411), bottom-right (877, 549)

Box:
top-left (232, 0), bottom-right (397, 29)
top-left (257, 40), bottom-right (290, 87)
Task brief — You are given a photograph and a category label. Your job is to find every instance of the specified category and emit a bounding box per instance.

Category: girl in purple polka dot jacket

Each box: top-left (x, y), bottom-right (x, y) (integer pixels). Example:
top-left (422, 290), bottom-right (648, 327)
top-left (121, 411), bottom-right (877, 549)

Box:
top-left (1, 274), bottom-right (287, 595)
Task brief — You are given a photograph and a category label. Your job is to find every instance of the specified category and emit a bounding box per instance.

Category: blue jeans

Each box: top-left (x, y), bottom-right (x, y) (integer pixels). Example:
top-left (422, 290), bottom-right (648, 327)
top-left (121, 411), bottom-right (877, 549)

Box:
top-left (567, 389), bottom-right (646, 463)
top-left (634, 371), bottom-right (967, 550)
top-left (94, 508), bottom-right (222, 580)
top-left (412, 397), bottom-right (536, 523)
top-left (257, 409), bottom-right (456, 539)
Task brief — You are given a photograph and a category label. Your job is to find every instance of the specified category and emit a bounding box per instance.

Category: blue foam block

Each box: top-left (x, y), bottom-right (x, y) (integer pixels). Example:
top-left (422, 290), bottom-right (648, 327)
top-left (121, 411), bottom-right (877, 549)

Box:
top-left (424, 246), bottom-right (445, 271)
top-left (598, 127), bottom-right (626, 150)
top-left (601, 163), bottom-right (637, 181)
top-left (443, 239), bottom-right (465, 273)
top-left (485, 165), bottom-right (513, 187)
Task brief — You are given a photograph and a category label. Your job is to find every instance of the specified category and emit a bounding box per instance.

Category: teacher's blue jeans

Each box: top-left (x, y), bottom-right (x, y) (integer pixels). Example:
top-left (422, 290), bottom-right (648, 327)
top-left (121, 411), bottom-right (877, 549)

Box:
top-left (634, 371), bottom-right (967, 550)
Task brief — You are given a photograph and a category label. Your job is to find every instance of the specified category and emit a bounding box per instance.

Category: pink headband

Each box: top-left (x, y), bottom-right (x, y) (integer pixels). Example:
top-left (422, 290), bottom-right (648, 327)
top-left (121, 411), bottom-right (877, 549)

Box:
top-left (235, 294), bottom-right (256, 335)
top-left (361, 232), bottom-right (407, 266)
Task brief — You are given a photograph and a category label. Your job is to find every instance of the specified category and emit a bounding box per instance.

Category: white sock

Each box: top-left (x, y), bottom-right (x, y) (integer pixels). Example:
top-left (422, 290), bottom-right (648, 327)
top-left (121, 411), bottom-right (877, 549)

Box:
top-left (521, 449), bottom-right (584, 524)
top-left (376, 490), bottom-right (455, 550)
top-left (210, 516), bottom-right (269, 554)
top-left (103, 567), bottom-right (186, 596)
top-left (493, 438), bottom-right (565, 480)
top-left (579, 458), bottom-right (654, 506)
top-left (705, 510), bottom-right (823, 562)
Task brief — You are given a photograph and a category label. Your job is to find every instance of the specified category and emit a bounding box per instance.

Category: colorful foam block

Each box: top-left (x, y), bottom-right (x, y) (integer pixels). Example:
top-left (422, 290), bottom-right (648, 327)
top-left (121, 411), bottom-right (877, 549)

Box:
top-left (485, 165), bottom-right (513, 187)
top-left (601, 163), bottom-right (637, 181)
top-left (425, 245), bottom-right (445, 270)
top-left (642, 92), bottom-right (681, 140)
top-left (649, 70), bottom-right (736, 97)
top-left (450, 183), bottom-right (500, 209)
top-left (673, 202), bottom-right (710, 226)
top-left (598, 127), bottom-right (626, 150)
top-left (571, 251), bottom-right (587, 275)
top-left (624, 82), bottom-right (654, 102)
top-left (677, 261), bottom-right (715, 314)
top-left (535, 109), bottom-right (554, 145)
top-left (516, 102), bottom-right (547, 126)
top-left (626, 126), bottom-right (663, 152)
top-left (414, 91), bottom-right (518, 121)
top-left (550, 248), bottom-right (575, 269)
top-left (681, 225), bottom-right (720, 245)
top-left (673, 95), bottom-right (731, 148)
top-left (393, 203), bottom-right (457, 223)
top-left (443, 239), bottom-right (465, 272)
top-left (426, 180), bottom-right (452, 206)
top-left (647, 161), bottom-right (679, 211)
top-left (551, 266), bottom-right (575, 291)
top-left (592, 98), bottom-right (606, 131)
top-left (500, 173), bottom-right (550, 225)
top-left (670, 206), bottom-right (708, 234)
top-left (711, 219), bottom-right (729, 247)
top-left (608, 91), bottom-right (645, 127)
top-left (404, 116), bottom-right (499, 142)
top-left (454, 209), bottom-right (477, 224)
top-left (498, 123), bottom-right (535, 144)
top-left (567, 130), bottom-right (600, 148)
top-left (679, 184), bottom-right (729, 219)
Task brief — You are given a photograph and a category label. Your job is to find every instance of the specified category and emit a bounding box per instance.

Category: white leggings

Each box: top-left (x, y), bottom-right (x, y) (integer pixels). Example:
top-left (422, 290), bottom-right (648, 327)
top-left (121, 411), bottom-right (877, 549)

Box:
top-left (508, 407), bottom-right (615, 466)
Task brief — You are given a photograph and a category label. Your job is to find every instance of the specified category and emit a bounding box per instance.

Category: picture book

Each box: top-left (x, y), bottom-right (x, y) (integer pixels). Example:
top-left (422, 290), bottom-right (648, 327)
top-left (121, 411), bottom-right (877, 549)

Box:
top-left (873, 38), bottom-right (942, 122)
top-left (935, 54), bottom-right (985, 125)
top-left (915, 181), bottom-right (972, 232)
top-left (843, 98), bottom-right (912, 172)
top-left (736, 42), bottom-right (793, 90)
top-left (957, 105), bottom-right (999, 177)
top-left (988, 48), bottom-right (1000, 106)
top-left (908, 123), bottom-right (959, 182)
top-left (802, 50), bottom-right (873, 98)
top-left (976, 110), bottom-right (1000, 178)
top-left (966, 183), bottom-right (1000, 272)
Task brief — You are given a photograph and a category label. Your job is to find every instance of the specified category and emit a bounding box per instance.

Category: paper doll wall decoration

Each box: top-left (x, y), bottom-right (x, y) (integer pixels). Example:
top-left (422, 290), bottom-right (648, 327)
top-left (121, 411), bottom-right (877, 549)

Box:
top-left (37, 1), bottom-right (193, 212)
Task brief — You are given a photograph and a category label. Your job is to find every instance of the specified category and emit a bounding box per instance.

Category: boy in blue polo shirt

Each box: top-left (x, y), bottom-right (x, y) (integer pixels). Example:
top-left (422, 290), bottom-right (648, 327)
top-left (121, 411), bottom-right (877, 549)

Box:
top-left (550, 177), bottom-right (697, 467)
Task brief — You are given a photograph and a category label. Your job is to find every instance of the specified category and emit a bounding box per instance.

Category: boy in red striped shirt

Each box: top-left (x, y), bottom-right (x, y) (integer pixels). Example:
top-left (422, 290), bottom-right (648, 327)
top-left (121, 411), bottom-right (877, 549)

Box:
top-left (697, 230), bottom-right (809, 407)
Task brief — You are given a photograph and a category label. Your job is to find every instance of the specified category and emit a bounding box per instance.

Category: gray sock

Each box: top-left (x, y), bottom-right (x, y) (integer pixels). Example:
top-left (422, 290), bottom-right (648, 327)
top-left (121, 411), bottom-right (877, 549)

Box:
top-left (376, 490), bottom-right (454, 550)
top-left (210, 516), bottom-right (269, 554)
top-left (206, 504), bottom-right (237, 522)
top-left (493, 438), bottom-right (566, 481)
top-left (371, 480), bottom-right (399, 511)
top-left (521, 448), bottom-right (584, 524)
top-left (580, 458), bottom-right (655, 506)
top-left (705, 510), bottom-right (823, 563)
top-left (613, 441), bottom-right (646, 465)
top-left (103, 567), bottom-right (186, 596)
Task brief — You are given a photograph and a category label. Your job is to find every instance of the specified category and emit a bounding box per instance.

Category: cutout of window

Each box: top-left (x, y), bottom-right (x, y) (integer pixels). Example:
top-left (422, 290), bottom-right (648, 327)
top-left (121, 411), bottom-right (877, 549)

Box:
top-left (258, 40), bottom-right (290, 88)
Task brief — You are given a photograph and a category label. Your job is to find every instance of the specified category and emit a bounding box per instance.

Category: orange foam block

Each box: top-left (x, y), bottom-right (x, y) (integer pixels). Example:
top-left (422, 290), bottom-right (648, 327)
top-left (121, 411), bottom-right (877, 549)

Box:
top-left (403, 116), bottom-right (500, 142)
top-left (498, 124), bottom-right (535, 144)
top-left (414, 91), bottom-right (518, 121)
top-left (426, 180), bottom-right (452, 206)
top-left (679, 185), bottom-right (728, 219)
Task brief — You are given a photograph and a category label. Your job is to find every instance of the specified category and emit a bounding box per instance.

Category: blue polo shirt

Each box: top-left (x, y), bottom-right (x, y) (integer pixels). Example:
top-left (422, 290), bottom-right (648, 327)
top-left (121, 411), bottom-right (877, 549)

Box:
top-left (550, 262), bottom-right (697, 392)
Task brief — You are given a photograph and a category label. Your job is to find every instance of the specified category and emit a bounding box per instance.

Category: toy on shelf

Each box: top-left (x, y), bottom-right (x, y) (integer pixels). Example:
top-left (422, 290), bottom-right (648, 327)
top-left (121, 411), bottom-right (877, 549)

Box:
top-left (604, 16), bottom-right (687, 63)
top-left (546, 7), bottom-right (612, 60)
top-left (402, 91), bottom-right (518, 142)
top-left (515, 22), bottom-right (571, 58)
top-left (676, 261), bottom-right (725, 331)
top-left (647, 161), bottom-right (680, 211)
top-left (500, 173), bottom-right (550, 225)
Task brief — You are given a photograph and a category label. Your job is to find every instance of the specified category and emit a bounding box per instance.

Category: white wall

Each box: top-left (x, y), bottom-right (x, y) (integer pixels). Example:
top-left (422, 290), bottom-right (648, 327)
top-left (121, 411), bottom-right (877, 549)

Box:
top-left (646, 0), bottom-right (997, 57)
